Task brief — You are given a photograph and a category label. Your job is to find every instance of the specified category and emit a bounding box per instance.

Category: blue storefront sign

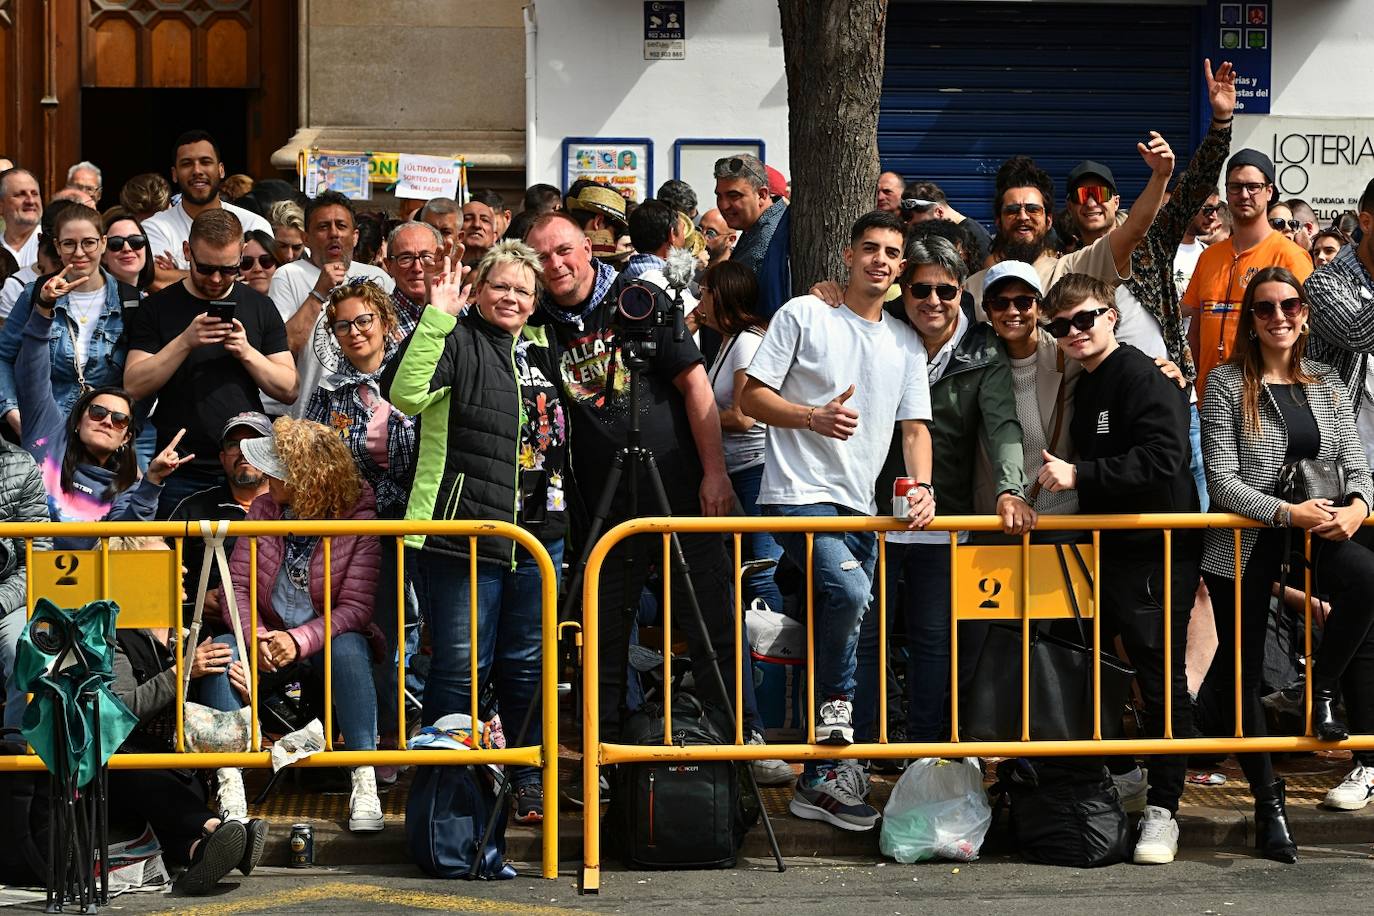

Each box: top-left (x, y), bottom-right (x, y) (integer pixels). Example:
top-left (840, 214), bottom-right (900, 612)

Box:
top-left (1212, 1), bottom-right (1272, 114)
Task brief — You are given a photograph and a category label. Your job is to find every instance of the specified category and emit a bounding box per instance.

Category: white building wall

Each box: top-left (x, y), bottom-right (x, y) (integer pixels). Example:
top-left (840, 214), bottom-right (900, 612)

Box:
top-left (529, 0), bottom-right (790, 205)
top-left (1269, 0), bottom-right (1374, 118)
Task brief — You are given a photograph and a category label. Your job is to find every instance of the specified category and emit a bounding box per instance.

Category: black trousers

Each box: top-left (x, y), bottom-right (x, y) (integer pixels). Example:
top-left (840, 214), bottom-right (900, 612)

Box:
top-left (108, 769), bottom-right (213, 865)
top-left (1098, 548), bottom-right (1198, 813)
top-left (589, 493), bottom-right (735, 742)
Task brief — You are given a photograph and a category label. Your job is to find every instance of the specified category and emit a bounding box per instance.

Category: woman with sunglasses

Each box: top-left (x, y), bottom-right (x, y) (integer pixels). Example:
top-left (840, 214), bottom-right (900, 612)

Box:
top-left (240, 230), bottom-right (280, 297)
top-left (385, 242), bottom-right (567, 825)
top-left (100, 207), bottom-right (154, 291)
top-left (1200, 266), bottom-right (1374, 858)
top-left (1267, 201), bottom-right (1300, 244)
top-left (0, 204), bottom-right (140, 444)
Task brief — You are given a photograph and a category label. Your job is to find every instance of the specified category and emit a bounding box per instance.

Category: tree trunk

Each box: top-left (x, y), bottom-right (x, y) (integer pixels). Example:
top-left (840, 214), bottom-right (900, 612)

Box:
top-left (778, 0), bottom-right (889, 292)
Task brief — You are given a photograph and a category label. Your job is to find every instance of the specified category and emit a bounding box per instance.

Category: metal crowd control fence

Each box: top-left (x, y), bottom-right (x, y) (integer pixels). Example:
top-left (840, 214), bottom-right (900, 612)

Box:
top-left (0, 519), bottom-right (561, 880)
top-left (577, 512), bottom-right (1374, 894)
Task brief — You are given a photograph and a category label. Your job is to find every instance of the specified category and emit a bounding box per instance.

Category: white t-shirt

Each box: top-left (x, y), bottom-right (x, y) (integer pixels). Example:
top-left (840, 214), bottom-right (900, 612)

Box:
top-left (709, 328), bottom-right (767, 474)
top-left (65, 288), bottom-right (106, 367)
top-left (1, 229), bottom-right (39, 270)
top-left (1173, 239), bottom-right (1206, 300)
top-left (747, 295), bottom-right (931, 515)
top-left (266, 258), bottom-right (394, 417)
top-left (0, 265), bottom-right (38, 319)
top-left (1112, 286), bottom-right (1168, 361)
top-left (142, 200), bottom-right (272, 269)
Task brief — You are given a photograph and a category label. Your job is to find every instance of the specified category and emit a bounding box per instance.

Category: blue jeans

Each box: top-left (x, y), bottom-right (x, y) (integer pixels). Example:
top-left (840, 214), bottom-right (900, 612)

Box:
top-left (375, 538), bottom-right (424, 739)
top-left (414, 540), bottom-right (562, 789)
top-left (730, 463), bottom-right (784, 612)
top-left (854, 542), bottom-right (951, 743)
top-left (194, 630), bottom-right (378, 751)
top-left (763, 504), bottom-right (877, 776)
top-left (1189, 403), bottom-right (1209, 512)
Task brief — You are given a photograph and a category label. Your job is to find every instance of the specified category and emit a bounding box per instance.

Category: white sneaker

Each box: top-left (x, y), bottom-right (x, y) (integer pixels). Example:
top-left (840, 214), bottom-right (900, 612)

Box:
top-left (817, 698), bottom-right (854, 745)
top-left (1112, 766), bottom-right (1149, 814)
top-left (1133, 804), bottom-right (1179, 864)
top-left (747, 732), bottom-right (795, 786)
top-left (1324, 765), bottom-right (1374, 811)
top-left (215, 767), bottom-right (247, 821)
top-left (348, 766), bottom-right (385, 832)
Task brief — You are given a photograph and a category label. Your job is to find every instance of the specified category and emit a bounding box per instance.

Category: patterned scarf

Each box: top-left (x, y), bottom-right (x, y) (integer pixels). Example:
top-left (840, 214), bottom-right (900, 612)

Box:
top-left (538, 259), bottom-right (618, 331)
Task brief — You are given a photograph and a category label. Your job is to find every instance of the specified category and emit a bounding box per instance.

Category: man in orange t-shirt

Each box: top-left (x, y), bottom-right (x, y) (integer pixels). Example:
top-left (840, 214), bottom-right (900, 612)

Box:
top-left (1183, 149), bottom-right (1313, 400)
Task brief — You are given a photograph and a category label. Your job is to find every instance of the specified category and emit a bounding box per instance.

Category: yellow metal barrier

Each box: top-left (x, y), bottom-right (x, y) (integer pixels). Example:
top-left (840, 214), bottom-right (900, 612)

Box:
top-left (0, 519), bottom-right (560, 880)
top-left (577, 512), bottom-right (1374, 893)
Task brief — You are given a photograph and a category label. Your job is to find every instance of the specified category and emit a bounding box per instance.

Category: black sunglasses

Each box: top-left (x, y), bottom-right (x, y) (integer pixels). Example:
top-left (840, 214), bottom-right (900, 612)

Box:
top-left (106, 235), bottom-right (147, 252)
top-left (1269, 218), bottom-right (1301, 232)
top-left (239, 254), bottom-right (277, 271)
top-left (1251, 297), bottom-right (1304, 320)
top-left (908, 282), bottom-right (960, 302)
top-left (86, 403), bottom-right (131, 430)
top-left (986, 294), bottom-right (1039, 313)
top-left (189, 254), bottom-right (240, 278)
top-left (1043, 306), bottom-right (1112, 338)
top-left (1198, 204), bottom-right (1223, 217)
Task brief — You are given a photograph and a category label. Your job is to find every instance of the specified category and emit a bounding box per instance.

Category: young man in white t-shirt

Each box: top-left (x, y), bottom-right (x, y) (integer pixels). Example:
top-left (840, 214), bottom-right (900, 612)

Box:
top-left (143, 130), bottom-right (272, 291)
top-left (740, 210), bottom-right (934, 832)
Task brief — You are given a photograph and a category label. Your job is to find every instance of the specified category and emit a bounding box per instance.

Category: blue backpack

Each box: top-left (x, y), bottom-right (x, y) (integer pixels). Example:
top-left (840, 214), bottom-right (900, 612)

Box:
top-left (405, 764), bottom-right (516, 880)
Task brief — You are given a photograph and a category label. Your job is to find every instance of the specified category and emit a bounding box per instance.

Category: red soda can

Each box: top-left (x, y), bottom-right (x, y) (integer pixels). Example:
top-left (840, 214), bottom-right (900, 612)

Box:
top-left (892, 477), bottom-right (917, 519)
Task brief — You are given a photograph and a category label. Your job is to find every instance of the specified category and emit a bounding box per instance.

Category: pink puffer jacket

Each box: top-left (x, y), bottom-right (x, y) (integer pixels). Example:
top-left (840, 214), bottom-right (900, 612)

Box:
top-left (218, 484), bottom-right (381, 660)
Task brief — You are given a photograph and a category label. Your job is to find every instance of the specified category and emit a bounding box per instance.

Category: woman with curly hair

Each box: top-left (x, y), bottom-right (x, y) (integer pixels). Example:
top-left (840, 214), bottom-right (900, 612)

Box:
top-left (194, 417), bottom-right (384, 834)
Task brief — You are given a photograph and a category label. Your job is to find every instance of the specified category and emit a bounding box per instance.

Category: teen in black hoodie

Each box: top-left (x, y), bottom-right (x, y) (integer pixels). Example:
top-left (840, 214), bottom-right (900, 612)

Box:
top-left (1036, 273), bottom-right (1199, 866)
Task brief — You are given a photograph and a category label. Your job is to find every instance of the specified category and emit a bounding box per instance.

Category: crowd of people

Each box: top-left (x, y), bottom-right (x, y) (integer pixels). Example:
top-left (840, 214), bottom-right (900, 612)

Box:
top-left (1, 53), bottom-right (1374, 887)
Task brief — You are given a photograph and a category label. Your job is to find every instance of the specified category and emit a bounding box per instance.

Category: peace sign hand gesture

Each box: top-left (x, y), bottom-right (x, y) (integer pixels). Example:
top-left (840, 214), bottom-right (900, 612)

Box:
top-left (37, 269), bottom-right (78, 309)
top-left (147, 428), bottom-right (195, 485)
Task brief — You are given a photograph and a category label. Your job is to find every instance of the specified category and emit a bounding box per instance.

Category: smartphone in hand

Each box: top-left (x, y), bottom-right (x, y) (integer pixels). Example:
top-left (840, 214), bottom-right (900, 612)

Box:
top-left (206, 300), bottom-right (237, 324)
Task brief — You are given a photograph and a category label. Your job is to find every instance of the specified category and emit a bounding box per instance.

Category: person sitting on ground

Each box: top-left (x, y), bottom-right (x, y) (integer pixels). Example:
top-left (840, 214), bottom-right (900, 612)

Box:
top-left (1200, 267), bottom-right (1374, 850)
top-left (195, 417), bottom-right (383, 833)
top-left (109, 536), bottom-right (267, 895)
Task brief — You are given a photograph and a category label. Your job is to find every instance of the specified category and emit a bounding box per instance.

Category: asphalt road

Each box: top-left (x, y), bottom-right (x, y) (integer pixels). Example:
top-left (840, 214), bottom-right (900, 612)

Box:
top-left (80, 845), bottom-right (1374, 916)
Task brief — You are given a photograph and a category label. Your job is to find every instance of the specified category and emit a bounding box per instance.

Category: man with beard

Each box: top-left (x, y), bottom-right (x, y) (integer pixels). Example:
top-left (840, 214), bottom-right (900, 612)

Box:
top-left (966, 134), bottom-right (1176, 305)
top-left (698, 208), bottom-right (737, 264)
top-left (143, 130), bottom-right (271, 290)
top-left (267, 190), bottom-right (393, 416)
top-left (459, 189), bottom-right (509, 267)
top-left (168, 412), bottom-right (272, 620)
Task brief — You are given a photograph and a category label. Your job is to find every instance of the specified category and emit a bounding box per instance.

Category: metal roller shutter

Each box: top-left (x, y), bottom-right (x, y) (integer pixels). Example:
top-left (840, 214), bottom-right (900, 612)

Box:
top-left (880, 2), bottom-right (1201, 229)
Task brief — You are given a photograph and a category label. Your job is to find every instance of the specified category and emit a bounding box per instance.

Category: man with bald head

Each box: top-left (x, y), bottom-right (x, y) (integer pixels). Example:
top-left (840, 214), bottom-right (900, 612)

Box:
top-left (876, 171), bottom-right (905, 213)
top-left (524, 211), bottom-right (755, 754)
top-left (698, 208), bottom-right (736, 264)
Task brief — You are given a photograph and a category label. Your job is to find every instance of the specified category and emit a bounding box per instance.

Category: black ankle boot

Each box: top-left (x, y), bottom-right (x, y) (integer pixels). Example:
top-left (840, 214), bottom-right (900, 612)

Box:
top-left (1254, 779), bottom-right (1298, 864)
top-left (1313, 684), bottom-right (1349, 742)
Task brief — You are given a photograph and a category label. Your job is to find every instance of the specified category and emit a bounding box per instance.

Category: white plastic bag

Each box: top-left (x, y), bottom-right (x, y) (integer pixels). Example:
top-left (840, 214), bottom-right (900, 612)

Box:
top-left (879, 757), bottom-right (992, 863)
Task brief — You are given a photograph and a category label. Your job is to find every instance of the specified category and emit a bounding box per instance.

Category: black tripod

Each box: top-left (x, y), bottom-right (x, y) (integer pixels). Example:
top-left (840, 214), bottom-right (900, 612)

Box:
top-left (560, 334), bottom-right (785, 873)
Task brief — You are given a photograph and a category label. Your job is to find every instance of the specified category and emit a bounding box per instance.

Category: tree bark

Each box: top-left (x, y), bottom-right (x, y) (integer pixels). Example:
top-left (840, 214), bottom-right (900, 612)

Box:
top-left (778, 0), bottom-right (889, 292)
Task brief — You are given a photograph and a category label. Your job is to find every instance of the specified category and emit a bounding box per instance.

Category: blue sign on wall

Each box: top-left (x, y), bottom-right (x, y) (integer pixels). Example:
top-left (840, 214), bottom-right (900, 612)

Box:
top-left (1212, 1), bottom-right (1272, 114)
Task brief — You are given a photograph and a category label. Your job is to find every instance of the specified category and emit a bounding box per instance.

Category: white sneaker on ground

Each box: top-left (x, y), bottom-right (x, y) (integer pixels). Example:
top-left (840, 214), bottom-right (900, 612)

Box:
top-left (1133, 804), bottom-right (1179, 864)
top-left (1324, 765), bottom-right (1374, 811)
top-left (348, 766), bottom-right (385, 832)
top-left (788, 762), bottom-right (877, 831)
top-left (1112, 765), bottom-right (1149, 814)
top-left (817, 698), bottom-right (854, 745)
top-left (215, 767), bottom-right (247, 821)
top-left (747, 732), bottom-right (796, 786)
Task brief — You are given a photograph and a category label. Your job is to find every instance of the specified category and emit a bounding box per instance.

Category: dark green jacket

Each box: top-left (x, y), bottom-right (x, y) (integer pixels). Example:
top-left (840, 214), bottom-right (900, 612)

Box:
top-left (874, 312), bottom-right (1025, 515)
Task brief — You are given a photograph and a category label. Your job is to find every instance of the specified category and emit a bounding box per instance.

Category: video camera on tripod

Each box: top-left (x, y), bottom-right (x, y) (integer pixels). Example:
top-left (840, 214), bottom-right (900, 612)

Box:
top-left (608, 247), bottom-right (698, 356)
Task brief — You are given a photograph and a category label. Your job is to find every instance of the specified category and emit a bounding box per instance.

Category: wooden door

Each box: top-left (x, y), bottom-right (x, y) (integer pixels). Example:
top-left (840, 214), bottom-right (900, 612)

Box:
top-left (82, 0), bottom-right (260, 89)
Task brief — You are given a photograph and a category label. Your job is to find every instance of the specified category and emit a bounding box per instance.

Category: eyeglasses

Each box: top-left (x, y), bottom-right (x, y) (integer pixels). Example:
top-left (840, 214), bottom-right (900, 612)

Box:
top-left (713, 156), bottom-right (767, 185)
top-left (486, 280), bottom-right (536, 301)
top-left (106, 235), bottom-right (146, 252)
top-left (1225, 181), bottom-right (1269, 197)
top-left (702, 228), bottom-right (720, 240)
top-left (332, 312), bottom-right (378, 336)
top-left (188, 254), bottom-right (240, 278)
top-left (1198, 204), bottom-right (1223, 217)
top-left (1269, 218), bottom-right (1300, 232)
top-left (390, 252), bottom-right (438, 270)
top-left (58, 238), bottom-right (101, 254)
top-left (908, 282), bottom-right (960, 302)
top-left (1069, 185), bottom-right (1113, 206)
top-left (1001, 202), bottom-right (1046, 217)
top-left (1250, 297), bottom-right (1304, 320)
top-left (1043, 306), bottom-right (1112, 338)
top-left (985, 294), bottom-right (1040, 313)
top-left (240, 254), bottom-right (277, 272)
top-left (86, 403), bottom-right (131, 430)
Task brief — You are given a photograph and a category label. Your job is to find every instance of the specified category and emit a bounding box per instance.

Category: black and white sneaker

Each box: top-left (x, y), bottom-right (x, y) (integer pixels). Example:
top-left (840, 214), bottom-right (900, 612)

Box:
top-left (817, 698), bottom-right (855, 745)
top-left (1324, 765), bottom-right (1374, 811)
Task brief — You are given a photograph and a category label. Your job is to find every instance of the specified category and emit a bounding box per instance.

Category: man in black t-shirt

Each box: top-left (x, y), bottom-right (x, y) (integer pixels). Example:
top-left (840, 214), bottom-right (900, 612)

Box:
top-left (524, 212), bottom-right (748, 749)
top-left (125, 209), bottom-right (296, 517)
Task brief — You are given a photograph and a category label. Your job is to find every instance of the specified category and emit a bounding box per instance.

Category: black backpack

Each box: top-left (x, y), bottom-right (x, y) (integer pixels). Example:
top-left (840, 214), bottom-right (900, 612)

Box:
top-left (990, 758), bottom-right (1131, 868)
top-left (606, 691), bottom-right (750, 869)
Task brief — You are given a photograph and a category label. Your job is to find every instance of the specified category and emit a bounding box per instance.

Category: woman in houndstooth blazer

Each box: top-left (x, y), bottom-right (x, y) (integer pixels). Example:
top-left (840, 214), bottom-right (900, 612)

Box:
top-left (1201, 266), bottom-right (1374, 863)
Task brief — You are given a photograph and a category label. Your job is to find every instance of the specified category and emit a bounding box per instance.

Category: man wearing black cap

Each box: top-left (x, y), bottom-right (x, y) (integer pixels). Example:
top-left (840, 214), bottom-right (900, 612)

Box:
top-left (1182, 147), bottom-right (1314, 402)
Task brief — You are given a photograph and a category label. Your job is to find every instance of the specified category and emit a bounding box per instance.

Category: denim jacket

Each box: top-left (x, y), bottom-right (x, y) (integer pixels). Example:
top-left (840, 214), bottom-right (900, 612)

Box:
top-left (0, 269), bottom-right (134, 419)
